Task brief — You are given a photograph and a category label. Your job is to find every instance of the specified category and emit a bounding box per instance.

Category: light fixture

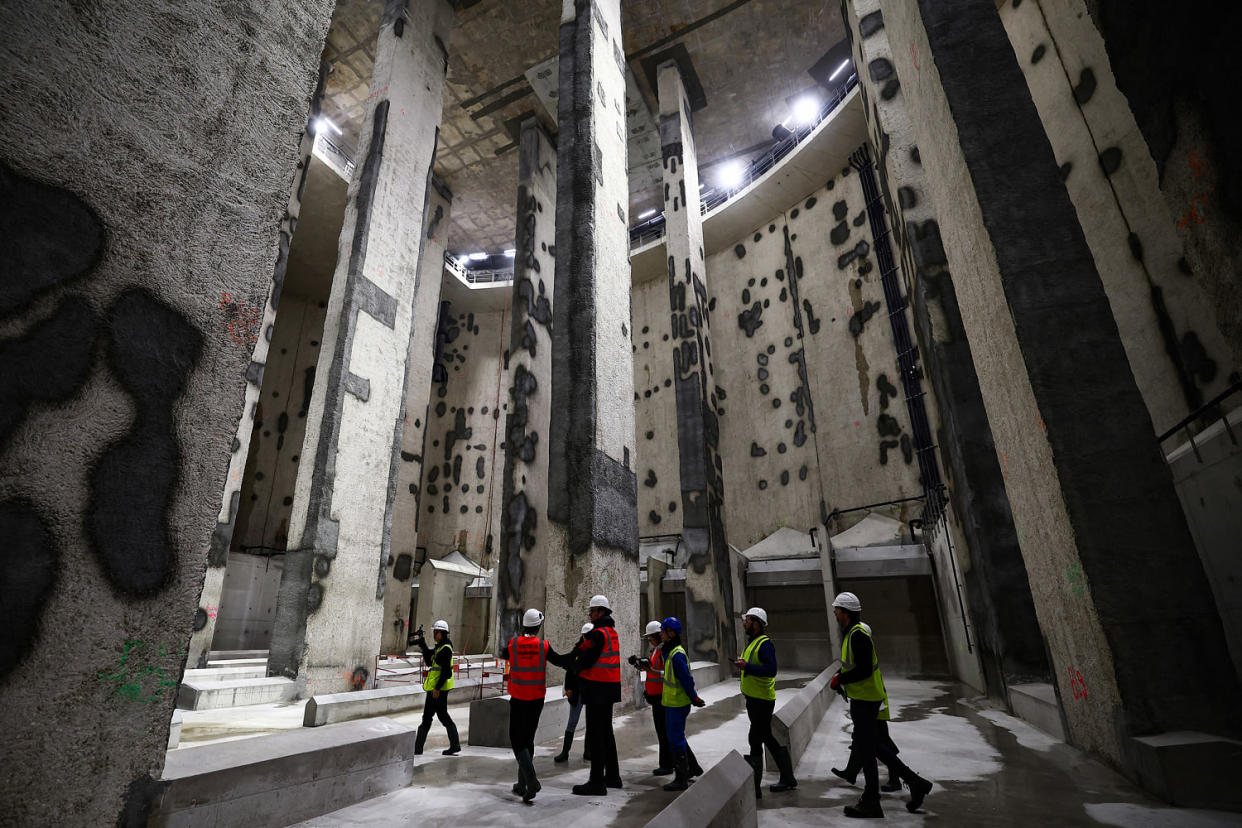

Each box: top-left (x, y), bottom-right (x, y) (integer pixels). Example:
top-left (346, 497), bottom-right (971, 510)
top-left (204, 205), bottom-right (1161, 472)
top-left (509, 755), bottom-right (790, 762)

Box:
top-left (638, 208), bottom-right (657, 220)
top-left (829, 59), bottom-right (851, 81)
top-left (504, 248), bottom-right (516, 257)
top-left (793, 96), bottom-right (819, 125)
top-left (316, 116), bottom-right (343, 135)
top-left (719, 160), bottom-right (745, 189)
top-left (468, 252), bottom-right (488, 261)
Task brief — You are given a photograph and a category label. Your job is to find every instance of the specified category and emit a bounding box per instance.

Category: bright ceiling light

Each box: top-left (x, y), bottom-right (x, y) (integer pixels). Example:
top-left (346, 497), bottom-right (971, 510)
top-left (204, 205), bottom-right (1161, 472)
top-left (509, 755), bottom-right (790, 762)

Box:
top-left (719, 160), bottom-right (745, 190)
top-left (829, 59), bottom-right (851, 81)
top-left (468, 252), bottom-right (488, 261)
top-left (793, 96), bottom-right (819, 125)
top-left (316, 116), bottom-right (343, 135)
top-left (504, 248), bottom-right (516, 257)
top-left (638, 208), bottom-right (657, 219)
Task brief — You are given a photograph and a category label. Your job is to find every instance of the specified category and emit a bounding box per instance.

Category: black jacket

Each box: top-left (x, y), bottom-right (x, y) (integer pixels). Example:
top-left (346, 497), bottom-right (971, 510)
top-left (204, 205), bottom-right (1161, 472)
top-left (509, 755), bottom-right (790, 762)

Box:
top-left (572, 614), bottom-right (622, 704)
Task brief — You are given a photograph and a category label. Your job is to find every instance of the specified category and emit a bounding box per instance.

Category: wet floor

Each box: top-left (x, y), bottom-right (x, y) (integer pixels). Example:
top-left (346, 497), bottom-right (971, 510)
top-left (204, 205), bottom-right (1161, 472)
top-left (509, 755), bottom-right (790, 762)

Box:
top-left (290, 676), bottom-right (1242, 827)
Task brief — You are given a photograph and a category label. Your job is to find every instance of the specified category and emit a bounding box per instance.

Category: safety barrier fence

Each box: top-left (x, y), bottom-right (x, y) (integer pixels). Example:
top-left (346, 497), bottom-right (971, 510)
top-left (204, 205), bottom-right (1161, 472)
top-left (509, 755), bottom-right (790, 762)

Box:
top-left (374, 653), bottom-right (509, 701)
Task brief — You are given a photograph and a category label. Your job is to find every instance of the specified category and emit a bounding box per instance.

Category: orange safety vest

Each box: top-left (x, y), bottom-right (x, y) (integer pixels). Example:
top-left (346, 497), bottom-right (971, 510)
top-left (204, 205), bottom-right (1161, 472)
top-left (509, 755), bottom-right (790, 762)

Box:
top-left (578, 626), bottom-right (620, 684)
top-left (644, 646), bottom-right (664, 697)
top-left (507, 635), bottom-right (549, 701)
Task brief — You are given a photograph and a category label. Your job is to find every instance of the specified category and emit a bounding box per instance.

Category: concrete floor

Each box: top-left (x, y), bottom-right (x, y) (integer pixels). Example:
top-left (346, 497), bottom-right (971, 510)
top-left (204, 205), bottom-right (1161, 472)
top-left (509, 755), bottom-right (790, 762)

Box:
top-left (231, 675), bottom-right (1242, 827)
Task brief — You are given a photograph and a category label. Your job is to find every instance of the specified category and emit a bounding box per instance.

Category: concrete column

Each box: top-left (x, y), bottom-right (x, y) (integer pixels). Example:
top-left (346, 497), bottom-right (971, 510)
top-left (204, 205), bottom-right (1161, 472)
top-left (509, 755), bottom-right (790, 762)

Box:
top-left (270, 0), bottom-right (453, 693)
top-left (546, 0), bottom-right (641, 687)
top-left (186, 65), bottom-right (329, 670)
top-left (381, 179), bottom-right (451, 655)
top-left (495, 119), bottom-right (558, 653)
top-left (875, 0), bottom-right (1242, 762)
top-left (657, 62), bottom-right (735, 665)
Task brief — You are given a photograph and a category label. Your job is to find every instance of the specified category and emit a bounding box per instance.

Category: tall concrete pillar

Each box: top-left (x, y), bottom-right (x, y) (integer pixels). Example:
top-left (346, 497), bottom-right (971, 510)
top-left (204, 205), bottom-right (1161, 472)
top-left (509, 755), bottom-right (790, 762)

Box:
top-left (187, 65), bottom-right (329, 670)
top-left (657, 62), bottom-right (734, 665)
top-left (270, 0), bottom-right (453, 693)
top-left (546, 0), bottom-right (641, 684)
top-left (495, 119), bottom-right (558, 653)
top-left (381, 179), bottom-right (451, 655)
top-left (871, 0), bottom-right (1242, 764)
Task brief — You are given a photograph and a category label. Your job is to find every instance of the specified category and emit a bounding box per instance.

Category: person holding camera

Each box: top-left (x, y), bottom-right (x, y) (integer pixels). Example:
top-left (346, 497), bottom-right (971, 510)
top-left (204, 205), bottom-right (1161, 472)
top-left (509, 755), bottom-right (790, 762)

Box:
top-left (629, 620), bottom-right (673, 776)
top-left (412, 619), bottom-right (460, 756)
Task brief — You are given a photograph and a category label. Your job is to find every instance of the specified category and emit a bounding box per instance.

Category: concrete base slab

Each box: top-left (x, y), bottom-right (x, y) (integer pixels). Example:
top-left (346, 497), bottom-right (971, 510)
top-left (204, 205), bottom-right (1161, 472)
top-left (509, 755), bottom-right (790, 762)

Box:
top-left (183, 665), bottom-right (267, 682)
top-left (1128, 731), bottom-right (1242, 812)
top-left (1007, 682), bottom-right (1065, 741)
top-left (153, 717), bottom-right (414, 827)
top-left (468, 694), bottom-right (572, 748)
top-left (643, 750), bottom-right (757, 828)
top-left (177, 677), bottom-right (297, 710)
top-left (168, 709), bottom-right (183, 750)
top-left (768, 662), bottom-right (839, 768)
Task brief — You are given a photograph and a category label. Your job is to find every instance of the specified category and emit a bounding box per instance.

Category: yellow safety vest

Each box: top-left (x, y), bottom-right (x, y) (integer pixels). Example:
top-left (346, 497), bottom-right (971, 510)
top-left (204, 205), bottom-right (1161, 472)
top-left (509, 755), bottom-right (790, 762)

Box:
top-left (423, 643), bottom-right (455, 691)
top-left (662, 645), bottom-right (691, 707)
top-left (841, 624), bottom-right (887, 718)
top-left (740, 635), bottom-right (776, 700)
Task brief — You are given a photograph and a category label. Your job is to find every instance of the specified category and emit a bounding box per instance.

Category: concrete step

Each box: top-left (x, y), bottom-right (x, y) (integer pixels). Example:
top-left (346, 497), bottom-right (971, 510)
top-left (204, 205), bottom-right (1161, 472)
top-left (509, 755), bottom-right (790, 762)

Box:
top-left (1129, 731), bottom-right (1242, 812)
top-left (176, 676), bottom-right (297, 711)
top-left (153, 717), bottom-right (414, 827)
top-left (183, 665), bottom-right (267, 682)
top-left (206, 657), bottom-right (267, 669)
top-left (206, 649), bottom-right (269, 661)
top-left (1007, 682), bottom-right (1065, 741)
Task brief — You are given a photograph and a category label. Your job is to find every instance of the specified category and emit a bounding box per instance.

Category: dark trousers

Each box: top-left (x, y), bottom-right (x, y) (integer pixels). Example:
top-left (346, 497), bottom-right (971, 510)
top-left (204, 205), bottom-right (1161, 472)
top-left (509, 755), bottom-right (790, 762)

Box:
top-left (647, 693), bottom-right (671, 768)
top-left (422, 690), bottom-right (456, 733)
top-left (509, 697), bottom-right (544, 758)
top-left (745, 696), bottom-right (783, 760)
top-left (585, 702), bottom-right (619, 781)
top-left (850, 698), bottom-right (884, 803)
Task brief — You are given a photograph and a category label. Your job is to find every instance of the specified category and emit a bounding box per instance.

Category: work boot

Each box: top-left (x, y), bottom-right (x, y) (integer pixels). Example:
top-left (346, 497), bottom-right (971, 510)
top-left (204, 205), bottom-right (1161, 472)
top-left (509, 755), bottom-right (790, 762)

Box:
top-left (906, 775), bottom-right (932, 812)
top-left (652, 764), bottom-right (674, 776)
top-left (843, 797), bottom-right (885, 818)
top-left (571, 779), bottom-right (608, 796)
top-left (583, 743), bottom-right (592, 762)
top-left (604, 775), bottom-right (623, 789)
top-left (517, 749), bottom-right (541, 803)
top-left (554, 731), bottom-right (574, 763)
top-left (442, 721), bottom-right (461, 755)
top-left (769, 746), bottom-right (798, 793)
top-left (833, 747), bottom-right (860, 785)
top-left (686, 746), bottom-right (704, 778)
top-left (414, 723), bottom-right (431, 756)
top-left (748, 753), bottom-right (764, 800)
top-left (511, 782), bottom-right (526, 797)
top-left (881, 775), bottom-right (902, 793)
top-left (832, 766), bottom-right (858, 785)
top-left (663, 753), bottom-right (691, 792)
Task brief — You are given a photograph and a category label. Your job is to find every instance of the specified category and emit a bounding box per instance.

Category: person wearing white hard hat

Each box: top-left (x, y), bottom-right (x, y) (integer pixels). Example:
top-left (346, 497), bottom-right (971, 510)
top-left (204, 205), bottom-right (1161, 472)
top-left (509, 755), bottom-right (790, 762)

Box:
top-left (570, 595), bottom-right (623, 796)
top-left (628, 620), bottom-right (673, 775)
top-left (830, 592), bottom-right (932, 818)
top-left (504, 608), bottom-right (575, 803)
top-left (412, 619), bottom-right (461, 756)
top-left (734, 607), bottom-right (797, 798)
top-left (554, 622), bottom-right (596, 764)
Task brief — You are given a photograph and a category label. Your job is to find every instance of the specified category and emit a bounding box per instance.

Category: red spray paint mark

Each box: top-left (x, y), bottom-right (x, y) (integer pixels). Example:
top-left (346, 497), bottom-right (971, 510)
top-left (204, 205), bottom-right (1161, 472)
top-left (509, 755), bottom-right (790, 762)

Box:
top-left (910, 42), bottom-right (920, 71)
top-left (219, 291), bottom-right (260, 347)
top-left (1067, 666), bottom-right (1088, 700)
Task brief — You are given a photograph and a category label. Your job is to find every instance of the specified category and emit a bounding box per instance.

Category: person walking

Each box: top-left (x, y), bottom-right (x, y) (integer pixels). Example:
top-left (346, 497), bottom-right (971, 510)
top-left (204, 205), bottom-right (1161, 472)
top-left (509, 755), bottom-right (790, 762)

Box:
top-left (553, 622), bottom-right (594, 764)
top-left (659, 617), bottom-right (706, 792)
top-left (413, 619), bottom-right (461, 756)
top-left (570, 595), bottom-right (623, 796)
top-left (830, 592), bottom-right (932, 818)
top-left (831, 623), bottom-right (906, 795)
top-left (505, 608), bottom-right (574, 803)
top-left (734, 607), bottom-right (797, 798)
top-left (629, 620), bottom-right (673, 776)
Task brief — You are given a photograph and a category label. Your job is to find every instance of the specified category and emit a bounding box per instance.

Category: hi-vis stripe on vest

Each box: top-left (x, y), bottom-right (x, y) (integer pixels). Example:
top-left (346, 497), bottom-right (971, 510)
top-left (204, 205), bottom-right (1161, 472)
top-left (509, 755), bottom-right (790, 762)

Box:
top-left (423, 643), bottom-right (455, 691)
top-left (662, 644), bottom-right (691, 707)
top-left (841, 623), bottom-right (888, 718)
top-left (644, 647), bottom-right (664, 696)
top-left (507, 635), bottom-right (549, 700)
top-left (579, 626), bottom-right (620, 684)
top-left (740, 635), bottom-right (776, 700)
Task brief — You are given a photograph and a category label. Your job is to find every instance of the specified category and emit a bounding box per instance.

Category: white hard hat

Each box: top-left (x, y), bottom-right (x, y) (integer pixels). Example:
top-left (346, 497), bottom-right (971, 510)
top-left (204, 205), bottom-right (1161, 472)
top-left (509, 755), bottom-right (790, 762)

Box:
top-left (581, 622), bottom-right (594, 635)
top-left (743, 607), bottom-right (768, 625)
top-left (645, 621), bottom-right (663, 636)
top-left (832, 592), bottom-right (862, 612)
top-left (432, 619), bottom-right (450, 632)
top-left (589, 594), bottom-right (611, 610)
top-left (523, 608), bottom-right (545, 628)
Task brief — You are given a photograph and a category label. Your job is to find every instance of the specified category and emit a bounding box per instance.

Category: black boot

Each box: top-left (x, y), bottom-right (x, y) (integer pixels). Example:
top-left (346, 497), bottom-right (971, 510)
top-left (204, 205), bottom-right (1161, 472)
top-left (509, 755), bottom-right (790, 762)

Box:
top-left (686, 745), bottom-right (704, 778)
top-left (769, 746), bottom-right (798, 793)
top-left (442, 721), bottom-right (461, 755)
top-left (843, 797), bottom-right (885, 818)
top-left (571, 779), bottom-right (608, 796)
top-left (748, 753), bottom-right (764, 800)
top-left (583, 743), bottom-right (592, 762)
top-left (414, 723), bottom-right (431, 756)
top-left (881, 773), bottom-right (902, 793)
top-left (832, 746), bottom-right (860, 785)
top-left (554, 731), bottom-right (573, 763)
top-left (663, 752), bottom-right (690, 792)
top-left (517, 749), bottom-right (541, 803)
top-left (906, 775), bottom-right (932, 812)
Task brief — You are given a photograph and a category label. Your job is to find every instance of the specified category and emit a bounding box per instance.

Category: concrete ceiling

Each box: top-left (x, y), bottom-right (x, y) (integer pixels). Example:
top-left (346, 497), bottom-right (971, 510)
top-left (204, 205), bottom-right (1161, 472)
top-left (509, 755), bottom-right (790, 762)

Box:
top-left (319, 0), bottom-right (847, 257)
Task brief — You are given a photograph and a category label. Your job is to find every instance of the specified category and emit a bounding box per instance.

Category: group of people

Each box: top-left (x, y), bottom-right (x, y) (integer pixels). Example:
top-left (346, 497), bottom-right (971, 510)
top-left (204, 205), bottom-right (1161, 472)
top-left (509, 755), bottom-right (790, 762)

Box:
top-left (410, 590), bottom-right (933, 818)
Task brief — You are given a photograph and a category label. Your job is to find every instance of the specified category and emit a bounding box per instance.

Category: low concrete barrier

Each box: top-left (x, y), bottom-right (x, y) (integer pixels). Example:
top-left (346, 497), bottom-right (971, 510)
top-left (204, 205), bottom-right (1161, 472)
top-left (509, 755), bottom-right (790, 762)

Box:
top-left (305, 675), bottom-right (505, 726)
top-left (176, 676), bottom-right (296, 711)
top-left (153, 718), bottom-right (414, 827)
top-left (768, 661), bottom-right (840, 767)
top-left (643, 750), bottom-right (756, 828)
top-left (468, 694), bottom-right (573, 748)
top-left (167, 709), bottom-right (182, 750)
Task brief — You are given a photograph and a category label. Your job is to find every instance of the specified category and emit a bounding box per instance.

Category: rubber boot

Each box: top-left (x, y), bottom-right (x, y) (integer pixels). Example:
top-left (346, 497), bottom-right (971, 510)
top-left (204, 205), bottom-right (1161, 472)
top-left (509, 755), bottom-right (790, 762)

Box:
top-left (663, 752), bottom-right (690, 792)
top-left (748, 753), bottom-right (764, 800)
top-left (843, 797), bottom-right (885, 819)
top-left (769, 745), bottom-right (798, 793)
top-left (571, 778), bottom-right (608, 796)
top-left (881, 770), bottom-right (903, 793)
top-left (905, 775), bottom-right (932, 812)
top-left (832, 747), bottom-right (859, 785)
top-left (554, 731), bottom-right (573, 763)
top-left (686, 745), bottom-right (704, 778)
top-left (442, 721), bottom-right (461, 755)
top-left (517, 749), bottom-right (541, 803)
top-left (414, 723), bottom-right (431, 756)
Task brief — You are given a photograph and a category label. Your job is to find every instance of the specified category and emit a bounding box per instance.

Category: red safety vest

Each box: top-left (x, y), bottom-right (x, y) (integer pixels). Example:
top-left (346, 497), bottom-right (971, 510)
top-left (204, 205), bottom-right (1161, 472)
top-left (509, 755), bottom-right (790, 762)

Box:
top-left (578, 626), bottom-right (620, 684)
top-left (507, 635), bottom-right (549, 700)
top-left (644, 646), bottom-right (664, 696)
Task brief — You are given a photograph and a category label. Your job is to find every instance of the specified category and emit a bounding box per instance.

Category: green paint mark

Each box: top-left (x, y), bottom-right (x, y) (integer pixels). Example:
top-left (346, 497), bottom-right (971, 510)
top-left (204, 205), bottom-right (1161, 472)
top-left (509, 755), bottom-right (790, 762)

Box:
top-left (1066, 562), bottom-right (1085, 597)
top-left (97, 640), bottom-right (181, 704)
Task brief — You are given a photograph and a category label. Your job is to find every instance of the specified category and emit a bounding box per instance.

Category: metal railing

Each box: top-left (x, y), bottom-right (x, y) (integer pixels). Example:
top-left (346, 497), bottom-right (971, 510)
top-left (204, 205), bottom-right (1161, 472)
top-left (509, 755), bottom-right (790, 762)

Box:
top-left (628, 74), bottom-right (859, 250)
top-left (1157, 379), bottom-right (1242, 463)
top-left (444, 253), bottom-right (514, 286)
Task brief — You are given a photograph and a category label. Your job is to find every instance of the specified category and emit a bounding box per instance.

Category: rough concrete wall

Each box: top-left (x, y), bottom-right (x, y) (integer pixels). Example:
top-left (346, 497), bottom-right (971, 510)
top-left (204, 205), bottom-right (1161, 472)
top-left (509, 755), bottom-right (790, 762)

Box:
top-left (842, 0), bottom-right (1040, 695)
top-left (0, 0), bottom-right (333, 823)
top-left (633, 277), bottom-right (683, 537)
top-left (882, 0), bottom-right (1242, 765)
top-left (999, 0), bottom-right (1237, 432)
top-left (495, 121), bottom-right (557, 653)
top-left (383, 183), bottom-right (451, 654)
